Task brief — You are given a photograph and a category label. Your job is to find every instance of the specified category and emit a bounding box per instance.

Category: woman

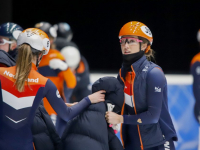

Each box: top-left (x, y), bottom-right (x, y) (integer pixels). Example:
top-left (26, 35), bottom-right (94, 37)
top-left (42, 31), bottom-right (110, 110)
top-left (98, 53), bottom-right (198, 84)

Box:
top-left (105, 21), bottom-right (177, 150)
top-left (35, 22), bottom-right (77, 124)
top-left (0, 28), bottom-right (105, 150)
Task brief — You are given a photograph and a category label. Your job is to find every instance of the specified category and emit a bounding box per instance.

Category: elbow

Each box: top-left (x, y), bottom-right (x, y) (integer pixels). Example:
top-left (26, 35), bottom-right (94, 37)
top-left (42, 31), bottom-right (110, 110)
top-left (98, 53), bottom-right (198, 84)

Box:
top-left (151, 117), bottom-right (159, 124)
top-left (150, 113), bottom-right (160, 124)
top-left (65, 78), bottom-right (77, 88)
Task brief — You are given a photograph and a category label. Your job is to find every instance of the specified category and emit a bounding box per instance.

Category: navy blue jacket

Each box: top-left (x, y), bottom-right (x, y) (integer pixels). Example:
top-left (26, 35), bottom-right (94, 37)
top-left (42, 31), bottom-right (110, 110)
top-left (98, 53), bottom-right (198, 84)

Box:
top-left (31, 102), bottom-right (62, 150)
top-left (191, 53), bottom-right (200, 123)
top-left (61, 77), bottom-right (124, 150)
top-left (0, 50), bottom-right (16, 67)
top-left (118, 56), bottom-right (177, 150)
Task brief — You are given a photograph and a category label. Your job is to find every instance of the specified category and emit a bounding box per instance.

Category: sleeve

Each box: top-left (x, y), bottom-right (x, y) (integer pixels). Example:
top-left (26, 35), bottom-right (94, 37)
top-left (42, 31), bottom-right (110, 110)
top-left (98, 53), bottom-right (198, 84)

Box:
top-left (43, 79), bottom-right (91, 122)
top-left (123, 67), bottom-right (166, 125)
top-left (58, 68), bottom-right (77, 89)
top-left (191, 61), bottom-right (200, 103)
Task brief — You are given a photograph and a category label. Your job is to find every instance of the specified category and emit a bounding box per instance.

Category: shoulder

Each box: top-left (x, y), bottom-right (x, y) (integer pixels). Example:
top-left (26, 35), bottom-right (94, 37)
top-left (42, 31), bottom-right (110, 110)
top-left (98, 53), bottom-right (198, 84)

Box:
top-left (49, 49), bottom-right (65, 60)
top-left (29, 70), bottom-right (48, 85)
top-left (147, 66), bottom-right (166, 83)
top-left (0, 66), bottom-right (15, 77)
top-left (191, 53), bottom-right (200, 66)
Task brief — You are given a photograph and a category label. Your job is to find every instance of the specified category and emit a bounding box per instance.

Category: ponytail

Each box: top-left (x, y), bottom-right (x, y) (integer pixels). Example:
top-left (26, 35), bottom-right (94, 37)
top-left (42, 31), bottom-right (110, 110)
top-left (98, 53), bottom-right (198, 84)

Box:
top-left (14, 44), bottom-right (32, 92)
top-left (139, 37), bottom-right (155, 61)
top-left (14, 44), bottom-right (42, 92)
top-left (145, 48), bottom-right (155, 61)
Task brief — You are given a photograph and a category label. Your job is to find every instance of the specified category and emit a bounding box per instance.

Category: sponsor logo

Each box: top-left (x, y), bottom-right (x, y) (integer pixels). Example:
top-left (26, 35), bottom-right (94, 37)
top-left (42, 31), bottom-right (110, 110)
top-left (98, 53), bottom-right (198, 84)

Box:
top-left (155, 87), bottom-right (161, 92)
top-left (164, 141), bottom-right (170, 149)
top-left (142, 66), bottom-right (149, 72)
top-left (56, 90), bottom-right (61, 98)
top-left (137, 118), bottom-right (142, 123)
top-left (196, 66), bottom-right (200, 75)
top-left (141, 26), bottom-right (152, 37)
top-left (4, 71), bottom-right (39, 83)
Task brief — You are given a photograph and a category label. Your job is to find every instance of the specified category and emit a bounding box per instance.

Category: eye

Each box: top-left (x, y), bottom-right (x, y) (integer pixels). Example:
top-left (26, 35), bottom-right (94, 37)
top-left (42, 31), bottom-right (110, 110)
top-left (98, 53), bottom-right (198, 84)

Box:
top-left (120, 39), bottom-right (126, 44)
top-left (129, 39), bottom-right (135, 43)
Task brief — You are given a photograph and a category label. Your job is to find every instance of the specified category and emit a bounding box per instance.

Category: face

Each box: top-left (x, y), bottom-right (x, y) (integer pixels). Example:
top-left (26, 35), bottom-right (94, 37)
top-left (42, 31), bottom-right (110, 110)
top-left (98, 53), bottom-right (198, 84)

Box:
top-left (120, 35), bottom-right (147, 55)
top-left (0, 36), bottom-right (10, 52)
top-left (0, 36), bottom-right (17, 53)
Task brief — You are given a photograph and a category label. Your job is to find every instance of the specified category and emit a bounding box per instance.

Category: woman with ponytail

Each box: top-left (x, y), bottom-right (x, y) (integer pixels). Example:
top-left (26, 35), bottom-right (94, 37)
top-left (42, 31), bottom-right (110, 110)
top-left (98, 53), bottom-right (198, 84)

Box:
top-left (105, 21), bottom-right (177, 150)
top-left (0, 28), bottom-right (105, 150)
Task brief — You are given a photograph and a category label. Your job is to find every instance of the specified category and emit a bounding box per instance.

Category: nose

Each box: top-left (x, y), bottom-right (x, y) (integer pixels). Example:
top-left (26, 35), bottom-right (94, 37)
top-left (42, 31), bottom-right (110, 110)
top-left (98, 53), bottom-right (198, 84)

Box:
top-left (124, 42), bottom-right (129, 47)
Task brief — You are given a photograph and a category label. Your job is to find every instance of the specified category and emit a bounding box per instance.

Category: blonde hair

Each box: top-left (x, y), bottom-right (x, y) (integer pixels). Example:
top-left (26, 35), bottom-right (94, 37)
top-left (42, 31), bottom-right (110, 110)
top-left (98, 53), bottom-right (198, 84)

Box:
top-left (139, 37), bottom-right (155, 61)
top-left (14, 44), bottom-right (41, 92)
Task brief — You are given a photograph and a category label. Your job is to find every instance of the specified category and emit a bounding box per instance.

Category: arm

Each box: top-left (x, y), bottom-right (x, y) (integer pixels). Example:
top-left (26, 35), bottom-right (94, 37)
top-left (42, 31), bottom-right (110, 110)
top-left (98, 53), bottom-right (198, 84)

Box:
top-left (59, 68), bottom-right (77, 89)
top-left (191, 62), bottom-right (200, 103)
top-left (49, 58), bottom-right (77, 89)
top-left (106, 68), bottom-right (166, 125)
top-left (44, 79), bottom-right (90, 122)
top-left (123, 68), bottom-right (165, 125)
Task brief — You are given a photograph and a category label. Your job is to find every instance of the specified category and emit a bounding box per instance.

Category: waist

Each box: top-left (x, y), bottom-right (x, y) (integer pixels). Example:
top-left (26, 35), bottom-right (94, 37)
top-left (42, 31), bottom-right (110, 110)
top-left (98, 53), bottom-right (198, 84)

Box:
top-left (0, 126), bottom-right (32, 142)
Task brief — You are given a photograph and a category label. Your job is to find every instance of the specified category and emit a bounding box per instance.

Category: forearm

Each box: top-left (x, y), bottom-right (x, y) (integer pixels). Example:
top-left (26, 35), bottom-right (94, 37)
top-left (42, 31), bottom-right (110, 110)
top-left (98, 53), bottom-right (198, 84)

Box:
top-left (45, 79), bottom-right (90, 122)
top-left (123, 107), bottom-right (161, 125)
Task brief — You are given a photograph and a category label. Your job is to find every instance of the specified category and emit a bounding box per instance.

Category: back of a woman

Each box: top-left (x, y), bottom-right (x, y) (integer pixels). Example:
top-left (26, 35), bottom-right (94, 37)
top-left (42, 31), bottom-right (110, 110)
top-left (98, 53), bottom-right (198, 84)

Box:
top-left (0, 53), bottom-right (48, 149)
top-left (0, 29), bottom-right (50, 149)
top-left (0, 28), bottom-right (105, 150)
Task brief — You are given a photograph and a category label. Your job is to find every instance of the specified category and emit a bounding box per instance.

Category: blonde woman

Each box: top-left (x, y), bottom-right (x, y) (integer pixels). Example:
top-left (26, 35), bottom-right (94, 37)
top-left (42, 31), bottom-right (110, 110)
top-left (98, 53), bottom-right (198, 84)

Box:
top-left (0, 28), bottom-right (105, 150)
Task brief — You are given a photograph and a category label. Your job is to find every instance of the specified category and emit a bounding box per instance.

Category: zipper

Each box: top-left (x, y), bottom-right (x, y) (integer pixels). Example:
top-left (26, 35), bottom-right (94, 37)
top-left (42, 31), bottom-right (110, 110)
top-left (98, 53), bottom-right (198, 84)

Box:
top-left (131, 66), bottom-right (144, 150)
top-left (130, 72), bottom-right (134, 108)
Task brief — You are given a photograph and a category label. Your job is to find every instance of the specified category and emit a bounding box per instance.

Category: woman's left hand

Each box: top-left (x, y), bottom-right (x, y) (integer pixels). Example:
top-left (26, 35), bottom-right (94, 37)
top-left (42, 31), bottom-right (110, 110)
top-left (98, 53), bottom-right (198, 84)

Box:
top-left (105, 111), bottom-right (124, 124)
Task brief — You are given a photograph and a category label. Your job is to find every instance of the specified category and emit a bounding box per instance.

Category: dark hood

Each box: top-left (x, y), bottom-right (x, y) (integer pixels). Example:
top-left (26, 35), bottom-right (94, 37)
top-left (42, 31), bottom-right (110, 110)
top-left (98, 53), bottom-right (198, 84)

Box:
top-left (0, 49), bottom-right (16, 67)
top-left (92, 76), bottom-right (124, 113)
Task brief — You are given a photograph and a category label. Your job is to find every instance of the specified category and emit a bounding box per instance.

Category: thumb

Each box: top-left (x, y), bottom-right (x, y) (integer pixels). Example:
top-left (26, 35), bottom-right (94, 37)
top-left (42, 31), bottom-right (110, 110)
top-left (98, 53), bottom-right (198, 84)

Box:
top-left (98, 90), bottom-right (106, 94)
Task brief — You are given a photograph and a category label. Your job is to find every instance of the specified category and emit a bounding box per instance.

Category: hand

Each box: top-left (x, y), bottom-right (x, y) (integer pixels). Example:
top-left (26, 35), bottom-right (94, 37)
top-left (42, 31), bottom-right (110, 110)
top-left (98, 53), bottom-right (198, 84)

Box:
top-left (65, 102), bottom-right (78, 107)
top-left (105, 111), bottom-right (124, 124)
top-left (88, 90), bottom-right (106, 104)
top-left (49, 59), bottom-right (68, 70)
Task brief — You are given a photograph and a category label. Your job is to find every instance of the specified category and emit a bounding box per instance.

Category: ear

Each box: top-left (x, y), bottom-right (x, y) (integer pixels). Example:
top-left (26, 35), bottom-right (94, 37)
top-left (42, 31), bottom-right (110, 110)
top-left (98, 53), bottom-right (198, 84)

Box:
top-left (141, 43), bottom-right (148, 51)
top-left (10, 42), bottom-right (17, 50)
top-left (38, 53), bottom-right (43, 60)
top-left (37, 53), bottom-right (44, 64)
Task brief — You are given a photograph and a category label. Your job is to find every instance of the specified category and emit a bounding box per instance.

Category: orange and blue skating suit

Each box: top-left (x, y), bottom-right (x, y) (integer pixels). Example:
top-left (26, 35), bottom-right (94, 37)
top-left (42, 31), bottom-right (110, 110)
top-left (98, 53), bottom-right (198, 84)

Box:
top-left (0, 63), bottom-right (90, 150)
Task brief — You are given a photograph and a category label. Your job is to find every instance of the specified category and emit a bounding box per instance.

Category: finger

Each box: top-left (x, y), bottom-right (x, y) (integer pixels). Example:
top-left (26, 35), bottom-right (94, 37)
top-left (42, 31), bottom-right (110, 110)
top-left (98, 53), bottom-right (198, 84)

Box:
top-left (100, 98), bottom-right (105, 102)
top-left (99, 90), bottom-right (106, 94)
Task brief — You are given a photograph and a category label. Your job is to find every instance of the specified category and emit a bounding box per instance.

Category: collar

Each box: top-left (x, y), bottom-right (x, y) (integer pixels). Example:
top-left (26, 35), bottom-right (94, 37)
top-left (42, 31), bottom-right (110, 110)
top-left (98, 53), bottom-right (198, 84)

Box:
top-left (120, 55), bottom-right (147, 80)
top-left (32, 63), bottom-right (38, 71)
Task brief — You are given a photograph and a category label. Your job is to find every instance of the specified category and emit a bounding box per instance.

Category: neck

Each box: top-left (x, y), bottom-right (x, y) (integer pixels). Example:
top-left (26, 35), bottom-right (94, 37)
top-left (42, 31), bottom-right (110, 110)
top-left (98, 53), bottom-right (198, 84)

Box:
top-left (122, 51), bottom-right (144, 71)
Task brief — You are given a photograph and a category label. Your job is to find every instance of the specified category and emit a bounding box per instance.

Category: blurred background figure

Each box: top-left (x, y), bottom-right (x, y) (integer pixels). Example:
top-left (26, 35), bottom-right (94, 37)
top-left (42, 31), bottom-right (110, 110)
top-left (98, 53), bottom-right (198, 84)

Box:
top-left (191, 29), bottom-right (200, 149)
top-left (35, 22), bottom-right (77, 124)
top-left (54, 22), bottom-right (92, 103)
top-left (0, 22), bottom-right (23, 64)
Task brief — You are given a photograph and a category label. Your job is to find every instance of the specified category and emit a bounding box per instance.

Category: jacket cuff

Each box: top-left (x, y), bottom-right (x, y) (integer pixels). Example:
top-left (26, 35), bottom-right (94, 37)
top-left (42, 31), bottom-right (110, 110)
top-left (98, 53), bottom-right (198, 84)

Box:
top-left (85, 96), bottom-right (91, 104)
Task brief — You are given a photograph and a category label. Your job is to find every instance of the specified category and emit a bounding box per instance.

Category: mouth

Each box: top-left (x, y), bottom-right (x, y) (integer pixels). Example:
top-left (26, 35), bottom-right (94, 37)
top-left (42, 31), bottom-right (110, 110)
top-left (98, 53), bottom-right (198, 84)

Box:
top-left (124, 50), bottom-right (131, 54)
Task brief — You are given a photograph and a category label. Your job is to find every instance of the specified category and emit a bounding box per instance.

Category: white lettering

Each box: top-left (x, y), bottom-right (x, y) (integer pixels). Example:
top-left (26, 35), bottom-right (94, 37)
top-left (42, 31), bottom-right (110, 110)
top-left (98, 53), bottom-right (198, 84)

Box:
top-left (3, 70), bottom-right (10, 76)
top-left (3, 70), bottom-right (39, 83)
top-left (164, 141), bottom-right (170, 149)
top-left (35, 78), bottom-right (39, 83)
top-left (9, 73), bottom-right (13, 77)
